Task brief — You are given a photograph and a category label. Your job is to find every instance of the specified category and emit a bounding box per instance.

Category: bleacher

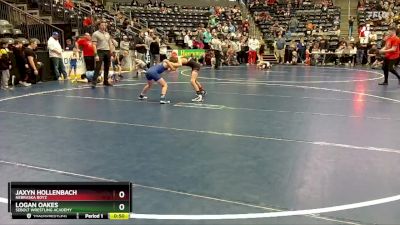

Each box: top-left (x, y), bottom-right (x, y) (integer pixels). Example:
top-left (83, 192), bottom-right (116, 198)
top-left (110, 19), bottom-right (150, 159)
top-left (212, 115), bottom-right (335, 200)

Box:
top-left (38, 0), bottom-right (139, 39)
top-left (116, 2), bottom-right (243, 45)
top-left (250, 0), bottom-right (341, 50)
top-left (356, 1), bottom-right (395, 42)
top-left (0, 23), bottom-right (26, 47)
top-left (0, 0), bottom-right (59, 48)
top-left (123, 6), bottom-right (210, 31)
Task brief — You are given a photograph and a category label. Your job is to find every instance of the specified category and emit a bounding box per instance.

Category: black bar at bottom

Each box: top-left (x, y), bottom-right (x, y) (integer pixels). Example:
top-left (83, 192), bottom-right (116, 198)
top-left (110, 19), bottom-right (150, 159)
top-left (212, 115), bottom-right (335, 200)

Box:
top-left (78, 213), bottom-right (108, 219)
top-left (8, 182), bottom-right (10, 212)
top-left (12, 213), bottom-right (109, 219)
top-left (12, 213), bottom-right (77, 219)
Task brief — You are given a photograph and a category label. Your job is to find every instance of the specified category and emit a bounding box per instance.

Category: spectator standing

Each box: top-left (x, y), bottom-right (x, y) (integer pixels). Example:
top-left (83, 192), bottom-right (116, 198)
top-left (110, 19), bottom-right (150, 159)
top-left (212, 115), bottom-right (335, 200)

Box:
top-left (25, 39), bottom-right (41, 84)
top-left (248, 37), bottom-right (259, 65)
top-left (159, 39), bottom-right (168, 61)
top-left (275, 33), bottom-right (286, 64)
top-left (145, 30), bottom-right (153, 51)
top-left (0, 40), bottom-right (11, 90)
top-left (237, 36), bottom-right (248, 64)
top-left (149, 35), bottom-right (160, 66)
top-left (12, 40), bottom-right (31, 86)
top-left (348, 16), bottom-right (354, 38)
top-left (184, 32), bottom-right (190, 48)
top-left (76, 33), bottom-right (95, 71)
top-left (48, 32), bottom-right (67, 80)
top-left (187, 37), bottom-right (194, 49)
top-left (91, 21), bottom-right (114, 87)
top-left (196, 26), bottom-right (204, 45)
top-left (297, 38), bottom-right (306, 63)
top-left (288, 17), bottom-right (299, 33)
top-left (356, 41), bottom-right (367, 65)
top-left (134, 32), bottom-right (147, 62)
top-left (203, 28), bottom-right (213, 49)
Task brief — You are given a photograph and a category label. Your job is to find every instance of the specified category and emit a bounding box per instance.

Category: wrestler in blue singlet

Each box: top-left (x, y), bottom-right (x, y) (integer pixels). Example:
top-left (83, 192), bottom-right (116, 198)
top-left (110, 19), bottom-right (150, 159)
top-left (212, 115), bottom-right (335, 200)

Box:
top-left (145, 63), bottom-right (167, 81)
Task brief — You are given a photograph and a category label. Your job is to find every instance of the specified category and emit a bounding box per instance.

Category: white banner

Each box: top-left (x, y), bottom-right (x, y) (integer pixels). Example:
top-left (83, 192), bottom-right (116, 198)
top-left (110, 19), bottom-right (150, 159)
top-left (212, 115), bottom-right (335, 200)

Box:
top-left (62, 51), bottom-right (86, 74)
top-left (366, 11), bottom-right (389, 20)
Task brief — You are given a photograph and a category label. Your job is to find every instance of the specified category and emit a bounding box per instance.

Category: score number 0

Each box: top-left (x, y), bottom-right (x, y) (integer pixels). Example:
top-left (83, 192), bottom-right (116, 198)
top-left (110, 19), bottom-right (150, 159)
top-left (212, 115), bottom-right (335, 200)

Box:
top-left (118, 191), bottom-right (125, 211)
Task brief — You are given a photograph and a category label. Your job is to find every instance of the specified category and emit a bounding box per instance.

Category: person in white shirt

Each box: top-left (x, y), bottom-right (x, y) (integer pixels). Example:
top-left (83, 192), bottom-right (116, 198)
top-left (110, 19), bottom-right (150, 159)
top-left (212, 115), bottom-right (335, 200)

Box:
top-left (119, 35), bottom-right (130, 51)
top-left (364, 24), bottom-right (371, 43)
top-left (187, 37), bottom-right (194, 49)
top-left (248, 37), bottom-right (259, 65)
top-left (222, 23), bottom-right (229, 34)
top-left (48, 32), bottom-right (67, 80)
top-left (184, 33), bottom-right (191, 48)
top-left (347, 43), bottom-right (357, 66)
top-left (159, 40), bottom-right (168, 61)
top-left (232, 39), bottom-right (240, 55)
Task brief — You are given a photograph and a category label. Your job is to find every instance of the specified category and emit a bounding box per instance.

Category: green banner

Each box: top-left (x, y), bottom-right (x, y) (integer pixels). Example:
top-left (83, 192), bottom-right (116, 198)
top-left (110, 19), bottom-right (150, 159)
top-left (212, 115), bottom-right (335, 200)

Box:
top-left (177, 49), bottom-right (205, 59)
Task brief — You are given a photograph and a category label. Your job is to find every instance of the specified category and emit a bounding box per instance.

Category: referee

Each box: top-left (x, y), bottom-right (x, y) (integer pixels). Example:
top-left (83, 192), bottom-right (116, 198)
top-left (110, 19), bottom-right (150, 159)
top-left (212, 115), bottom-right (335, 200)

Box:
top-left (91, 21), bottom-right (114, 88)
top-left (379, 27), bottom-right (400, 85)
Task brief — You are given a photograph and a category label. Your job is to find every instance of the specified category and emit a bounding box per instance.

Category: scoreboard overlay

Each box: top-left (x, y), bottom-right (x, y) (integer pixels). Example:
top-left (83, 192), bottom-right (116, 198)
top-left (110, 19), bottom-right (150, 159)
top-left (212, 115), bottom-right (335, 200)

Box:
top-left (8, 182), bottom-right (132, 220)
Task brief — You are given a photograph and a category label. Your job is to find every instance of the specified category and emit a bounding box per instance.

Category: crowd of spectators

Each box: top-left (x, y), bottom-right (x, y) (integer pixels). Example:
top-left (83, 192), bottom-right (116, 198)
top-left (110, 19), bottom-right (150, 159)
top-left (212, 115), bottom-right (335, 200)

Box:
top-left (246, 0), bottom-right (345, 65)
top-left (0, 38), bottom-right (44, 90)
top-left (250, 0), bottom-right (340, 38)
top-left (7, 0), bottom-right (400, 91)
top-left (354, 0), bottom-right (400, 67)
top-left (173, 4), bottom-right (268, 67)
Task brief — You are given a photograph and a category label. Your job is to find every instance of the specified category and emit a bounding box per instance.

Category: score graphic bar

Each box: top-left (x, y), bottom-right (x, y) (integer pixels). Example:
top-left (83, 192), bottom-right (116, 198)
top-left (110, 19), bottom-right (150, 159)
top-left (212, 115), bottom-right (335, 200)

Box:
top-left (8, 182), bottom-right (132, 220)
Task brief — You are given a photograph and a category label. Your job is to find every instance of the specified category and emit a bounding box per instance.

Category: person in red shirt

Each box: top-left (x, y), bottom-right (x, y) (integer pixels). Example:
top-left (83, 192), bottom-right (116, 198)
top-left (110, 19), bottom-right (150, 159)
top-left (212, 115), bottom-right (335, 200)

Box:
top-left (379, 27), bottom-right (400, 85)
top-left (76, 33), bottom-right (95, 71)
top-left (83, 17), bottom-right (93, 27)
top-left (395, 28), bottom-right (400, 68)
top-left (64, 0), bottom-right (74, 10)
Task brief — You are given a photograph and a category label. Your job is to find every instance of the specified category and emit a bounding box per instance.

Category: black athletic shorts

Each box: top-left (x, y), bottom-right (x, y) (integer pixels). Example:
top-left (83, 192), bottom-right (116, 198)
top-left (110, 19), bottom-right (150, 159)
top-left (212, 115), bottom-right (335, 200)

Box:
top-left (187, 59), bottom-right (201, 71)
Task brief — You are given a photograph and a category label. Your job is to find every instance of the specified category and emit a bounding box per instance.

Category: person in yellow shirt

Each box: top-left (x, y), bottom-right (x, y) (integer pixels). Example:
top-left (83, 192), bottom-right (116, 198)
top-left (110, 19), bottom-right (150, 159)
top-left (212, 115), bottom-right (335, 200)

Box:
top-left (0, 40), bottom-right (12, 90)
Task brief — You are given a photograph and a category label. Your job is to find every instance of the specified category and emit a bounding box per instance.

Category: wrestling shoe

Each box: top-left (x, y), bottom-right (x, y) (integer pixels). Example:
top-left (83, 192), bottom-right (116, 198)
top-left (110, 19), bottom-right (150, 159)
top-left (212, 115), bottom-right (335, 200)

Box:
top-left (192, 95), bottom-right (203, 102)
top-left (138, 95), bottom-right (148, 100)
top-left (160, 98), bottom-right (170, 104)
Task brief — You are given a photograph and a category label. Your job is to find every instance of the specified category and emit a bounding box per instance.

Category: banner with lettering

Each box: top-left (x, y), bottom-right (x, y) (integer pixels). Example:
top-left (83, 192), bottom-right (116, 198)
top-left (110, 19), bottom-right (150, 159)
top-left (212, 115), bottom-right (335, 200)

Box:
top-left (177, 49), bottom-right (206, 59)
top-left (62, 51), bottom-right (86, 74)
top-left (366, 11), bottom-right (389, 20)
